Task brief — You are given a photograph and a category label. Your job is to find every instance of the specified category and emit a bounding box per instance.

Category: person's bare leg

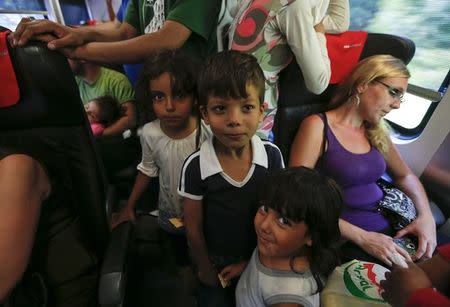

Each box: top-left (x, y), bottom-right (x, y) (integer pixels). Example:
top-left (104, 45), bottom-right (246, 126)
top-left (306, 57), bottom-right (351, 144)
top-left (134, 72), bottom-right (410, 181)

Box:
top-left (0, 154), bottom-right (50, 301)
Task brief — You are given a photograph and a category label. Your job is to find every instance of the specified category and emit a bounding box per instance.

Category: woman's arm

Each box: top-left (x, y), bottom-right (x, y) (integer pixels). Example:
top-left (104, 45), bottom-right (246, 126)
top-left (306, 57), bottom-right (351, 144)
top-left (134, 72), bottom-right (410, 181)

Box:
top-left (0, 155), bottom-right (50, 301)
top-left (289, 115), bottom-right (325, 167)
top-left (384, 142), bottom-right (436, 260)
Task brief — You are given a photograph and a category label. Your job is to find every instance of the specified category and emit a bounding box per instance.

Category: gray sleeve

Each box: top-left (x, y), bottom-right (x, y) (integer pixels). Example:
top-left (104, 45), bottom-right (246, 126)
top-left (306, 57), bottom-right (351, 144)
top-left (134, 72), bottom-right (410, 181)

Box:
top-left (265, 294), bottom-right (316, 307)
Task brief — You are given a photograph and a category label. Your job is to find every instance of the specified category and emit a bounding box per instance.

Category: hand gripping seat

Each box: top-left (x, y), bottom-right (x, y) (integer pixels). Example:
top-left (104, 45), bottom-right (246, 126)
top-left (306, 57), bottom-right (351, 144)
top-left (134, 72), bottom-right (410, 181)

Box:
top-left (0, 27), bottom-right (132, 307)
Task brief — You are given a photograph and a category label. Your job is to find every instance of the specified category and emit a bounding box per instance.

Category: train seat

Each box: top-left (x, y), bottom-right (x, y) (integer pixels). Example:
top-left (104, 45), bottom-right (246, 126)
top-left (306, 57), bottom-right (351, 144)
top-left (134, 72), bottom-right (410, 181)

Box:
top-left (0, 27), bottom-right (132, 307)
top-left (272, 32), bottom-right (447, 228)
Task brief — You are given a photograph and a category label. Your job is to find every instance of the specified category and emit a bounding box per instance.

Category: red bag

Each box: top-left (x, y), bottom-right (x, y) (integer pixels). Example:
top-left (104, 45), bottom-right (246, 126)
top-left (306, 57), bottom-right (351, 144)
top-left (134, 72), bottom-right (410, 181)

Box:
top-left (0, 30), bottom-right (20, 108)
top-left (326, 31), bottom-right (368, 84)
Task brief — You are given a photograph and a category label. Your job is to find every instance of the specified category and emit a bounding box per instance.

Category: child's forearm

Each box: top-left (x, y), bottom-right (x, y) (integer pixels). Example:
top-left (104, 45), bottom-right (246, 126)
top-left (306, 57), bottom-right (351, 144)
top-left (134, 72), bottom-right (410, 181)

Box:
top-left (186, 225), bottom-right (214, 272)
top-left (183, 198), bottom-right (217, 284)
top-left (126, 172), bottom-right (151, 209)
top-left (418, 253), bottom-right (450, 294)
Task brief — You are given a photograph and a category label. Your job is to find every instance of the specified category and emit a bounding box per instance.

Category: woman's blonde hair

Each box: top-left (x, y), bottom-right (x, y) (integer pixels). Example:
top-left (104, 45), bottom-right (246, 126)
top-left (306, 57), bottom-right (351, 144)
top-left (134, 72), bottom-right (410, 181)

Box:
top-left (330, 55), bottom-right (410, 154)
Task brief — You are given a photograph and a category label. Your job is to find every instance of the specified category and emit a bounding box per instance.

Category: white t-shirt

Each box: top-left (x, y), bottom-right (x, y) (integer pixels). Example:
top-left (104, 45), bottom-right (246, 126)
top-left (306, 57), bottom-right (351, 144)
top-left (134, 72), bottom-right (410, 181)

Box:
top-left (137, 119), bottom-right (210, 233)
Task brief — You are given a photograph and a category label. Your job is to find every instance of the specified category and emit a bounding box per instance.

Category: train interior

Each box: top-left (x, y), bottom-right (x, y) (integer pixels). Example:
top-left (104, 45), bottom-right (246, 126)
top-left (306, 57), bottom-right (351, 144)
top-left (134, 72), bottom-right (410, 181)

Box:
top-left (0, 0), bottom-right (449, 306)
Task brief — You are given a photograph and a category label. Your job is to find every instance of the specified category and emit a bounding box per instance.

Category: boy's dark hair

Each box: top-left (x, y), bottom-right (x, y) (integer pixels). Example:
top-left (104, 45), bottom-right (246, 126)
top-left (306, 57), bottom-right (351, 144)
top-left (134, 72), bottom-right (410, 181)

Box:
top-left (135, 49), bottom-right (200, 126)
top-left (260, 167), bottom-right (343, 292)
top-left (197, 50), bottom-right (265, 107)
top-left (92, 96), bottom-right (120, 126)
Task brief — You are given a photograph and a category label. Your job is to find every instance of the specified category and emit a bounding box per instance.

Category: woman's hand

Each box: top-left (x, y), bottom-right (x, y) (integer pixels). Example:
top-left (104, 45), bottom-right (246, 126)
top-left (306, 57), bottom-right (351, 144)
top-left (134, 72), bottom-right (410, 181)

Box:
top-left (359, 231), bottom-right (411, 266)
top-left (219, 261), bottom-right (248, 284)
top-left (198, 265), bottom-right (218, 286)
top-left (395, 214), bottom-right (436, 261)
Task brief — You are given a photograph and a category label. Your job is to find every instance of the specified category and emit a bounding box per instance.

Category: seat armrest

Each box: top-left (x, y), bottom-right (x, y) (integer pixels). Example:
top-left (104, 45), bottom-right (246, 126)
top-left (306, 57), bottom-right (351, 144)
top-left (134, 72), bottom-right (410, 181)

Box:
top-left (430, 200), bottom-right (446, 228)
top-left (99, 222), bottom-right (133, 307)
top-left (105, 185), bottom-right (117, 224)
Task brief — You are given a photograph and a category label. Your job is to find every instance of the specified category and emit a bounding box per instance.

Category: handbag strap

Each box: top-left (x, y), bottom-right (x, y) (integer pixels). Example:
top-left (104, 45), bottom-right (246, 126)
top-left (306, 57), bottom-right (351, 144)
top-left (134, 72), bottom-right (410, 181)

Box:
top-left (319, 113), bottom-right (328, 158)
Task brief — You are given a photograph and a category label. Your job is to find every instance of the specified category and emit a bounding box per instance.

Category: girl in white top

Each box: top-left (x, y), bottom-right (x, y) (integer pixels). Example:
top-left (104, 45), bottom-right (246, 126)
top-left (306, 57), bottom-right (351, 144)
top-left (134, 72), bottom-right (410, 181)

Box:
top-left (236, 167), bottom-right (342, 306)
top-left (229, 0), bottom-right (349, 139)
top-left (111, 50), bottom-right (210, 237)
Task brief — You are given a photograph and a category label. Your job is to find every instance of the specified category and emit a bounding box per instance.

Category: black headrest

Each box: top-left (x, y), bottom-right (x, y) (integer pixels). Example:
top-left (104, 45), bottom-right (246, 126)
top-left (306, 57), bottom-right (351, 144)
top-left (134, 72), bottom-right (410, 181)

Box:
top-left (0, 38), bottom-right (84, 130)
top-left (361, 33), bottom-right (415, 65)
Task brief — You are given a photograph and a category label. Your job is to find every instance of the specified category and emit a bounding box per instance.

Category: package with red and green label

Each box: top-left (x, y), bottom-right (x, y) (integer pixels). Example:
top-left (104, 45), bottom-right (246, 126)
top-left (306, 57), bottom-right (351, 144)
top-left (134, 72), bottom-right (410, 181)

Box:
top-left (321, 260), bottom-right (390, 306)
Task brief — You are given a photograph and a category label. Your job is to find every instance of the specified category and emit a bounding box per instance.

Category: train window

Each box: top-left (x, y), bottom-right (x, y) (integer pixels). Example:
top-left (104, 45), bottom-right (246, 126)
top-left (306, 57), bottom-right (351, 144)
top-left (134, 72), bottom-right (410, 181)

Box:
top-left (350, 0), bottom-right (450, 134)
top-left (59, 0), bottom-right (89, 26)
top-left (0, 0), bottom-right (47, 30)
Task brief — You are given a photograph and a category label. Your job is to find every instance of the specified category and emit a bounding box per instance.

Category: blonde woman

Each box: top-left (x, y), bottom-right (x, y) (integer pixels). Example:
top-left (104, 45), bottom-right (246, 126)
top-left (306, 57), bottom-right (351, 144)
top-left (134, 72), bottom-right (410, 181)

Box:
top-left (289, 55), bottom-right (436, 266)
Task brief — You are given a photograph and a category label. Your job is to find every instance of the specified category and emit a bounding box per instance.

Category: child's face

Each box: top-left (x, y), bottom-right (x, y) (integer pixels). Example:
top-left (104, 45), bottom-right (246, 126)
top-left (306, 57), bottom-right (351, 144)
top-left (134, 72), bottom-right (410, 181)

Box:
top-left (201, 84), bottom-right (263, 151)
top-left (150, 72), bottom-right (194, 132)
top-left (254, 205), bottom-right (312, 258)
top-left (85, 101), bottom-right (101, 124)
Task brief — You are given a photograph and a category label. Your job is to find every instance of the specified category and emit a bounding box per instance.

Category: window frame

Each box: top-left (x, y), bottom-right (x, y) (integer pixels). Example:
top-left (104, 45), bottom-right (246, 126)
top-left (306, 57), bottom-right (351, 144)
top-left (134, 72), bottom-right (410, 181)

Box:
top-left (386, 82), bottom-right (446, 139)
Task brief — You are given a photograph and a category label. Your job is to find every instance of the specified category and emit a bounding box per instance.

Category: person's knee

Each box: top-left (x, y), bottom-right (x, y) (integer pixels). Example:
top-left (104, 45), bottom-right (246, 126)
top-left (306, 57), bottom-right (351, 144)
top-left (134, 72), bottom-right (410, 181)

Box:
top-left (0, 154), bottom-right (51, 200)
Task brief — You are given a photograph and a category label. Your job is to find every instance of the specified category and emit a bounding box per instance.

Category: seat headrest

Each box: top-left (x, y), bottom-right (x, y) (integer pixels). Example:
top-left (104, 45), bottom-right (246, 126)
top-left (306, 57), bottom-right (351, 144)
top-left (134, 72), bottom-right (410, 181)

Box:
top-left (326, 31), bottom-right (368, 84)
top-left (0, 29), bottom-right (20, 108)
top-left (0, 34), bottom-right (85, 130)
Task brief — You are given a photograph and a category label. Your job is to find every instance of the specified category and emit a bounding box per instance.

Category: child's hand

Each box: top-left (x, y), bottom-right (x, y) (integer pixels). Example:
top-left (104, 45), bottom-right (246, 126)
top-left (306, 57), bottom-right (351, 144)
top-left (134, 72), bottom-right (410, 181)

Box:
top-left (219, 261), bottom-right (248, 284)
top-left (110, 206), bottom-right (136, 229)
top-left (380, 261), bottom-right (433, 307)
top-left (198, 265), bottom-right (218, 286)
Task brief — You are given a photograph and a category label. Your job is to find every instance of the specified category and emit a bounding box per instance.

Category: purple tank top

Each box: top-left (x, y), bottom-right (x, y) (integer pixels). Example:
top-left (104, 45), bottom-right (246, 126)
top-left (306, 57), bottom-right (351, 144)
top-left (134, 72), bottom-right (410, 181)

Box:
top-left (316, 113), bottom-right (389, 232)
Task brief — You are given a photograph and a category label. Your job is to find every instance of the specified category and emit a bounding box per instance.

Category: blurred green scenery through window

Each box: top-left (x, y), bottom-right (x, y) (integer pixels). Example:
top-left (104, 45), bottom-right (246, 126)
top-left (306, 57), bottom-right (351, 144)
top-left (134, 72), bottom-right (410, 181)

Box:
top-left (350, 0), bottom-right (449, 92)
top-left (350, 0), bottom-right (450, 131)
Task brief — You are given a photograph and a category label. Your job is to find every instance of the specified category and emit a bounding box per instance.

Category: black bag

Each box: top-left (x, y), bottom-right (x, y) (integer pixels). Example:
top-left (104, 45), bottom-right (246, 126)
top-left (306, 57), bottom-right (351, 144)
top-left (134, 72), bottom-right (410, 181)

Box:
top-left (377, 181), bottom-right (417, 231)
top-left (377, 182), bottom-right (418, 256)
